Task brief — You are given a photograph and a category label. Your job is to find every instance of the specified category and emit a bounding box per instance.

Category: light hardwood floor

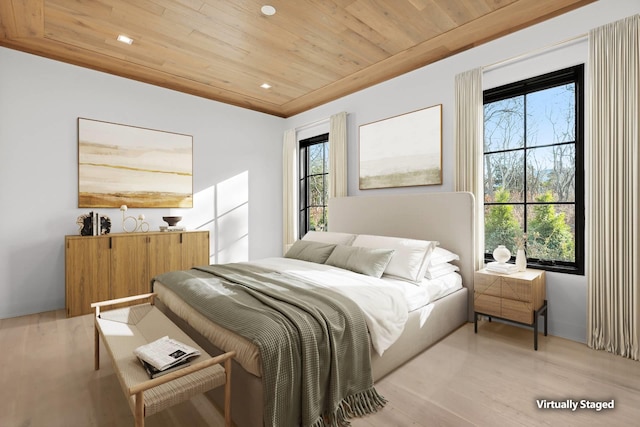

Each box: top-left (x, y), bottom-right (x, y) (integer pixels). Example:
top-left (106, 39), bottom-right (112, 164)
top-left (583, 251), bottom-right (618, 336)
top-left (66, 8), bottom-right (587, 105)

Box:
top-left (1, 310), bottom-right (638, 427)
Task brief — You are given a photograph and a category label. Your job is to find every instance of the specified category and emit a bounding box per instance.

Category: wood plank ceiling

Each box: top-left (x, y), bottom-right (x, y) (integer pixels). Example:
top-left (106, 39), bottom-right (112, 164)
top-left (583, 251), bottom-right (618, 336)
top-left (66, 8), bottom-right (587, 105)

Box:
top-left (0, 0), bottom-right (595, 117)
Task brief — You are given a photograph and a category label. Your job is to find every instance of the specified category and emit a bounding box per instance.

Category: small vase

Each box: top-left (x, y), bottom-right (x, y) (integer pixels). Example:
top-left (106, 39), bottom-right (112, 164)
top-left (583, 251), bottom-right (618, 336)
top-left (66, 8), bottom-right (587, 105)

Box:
top-left (493, 245), bottom-right (511, 264)
top-left (515, 249), bottom-right (527, 272)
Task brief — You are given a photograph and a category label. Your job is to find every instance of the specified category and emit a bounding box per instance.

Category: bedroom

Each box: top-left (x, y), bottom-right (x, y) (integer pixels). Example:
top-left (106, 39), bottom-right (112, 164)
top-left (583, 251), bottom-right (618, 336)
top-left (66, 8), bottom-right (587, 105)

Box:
top-left (1, 0), bottom-right (639, 426)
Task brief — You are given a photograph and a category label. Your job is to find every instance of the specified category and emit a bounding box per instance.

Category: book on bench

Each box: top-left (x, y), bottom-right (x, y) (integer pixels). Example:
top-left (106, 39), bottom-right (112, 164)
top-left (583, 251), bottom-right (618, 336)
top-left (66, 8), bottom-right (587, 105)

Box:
top-left (134, 336), bottom-right (201, 378)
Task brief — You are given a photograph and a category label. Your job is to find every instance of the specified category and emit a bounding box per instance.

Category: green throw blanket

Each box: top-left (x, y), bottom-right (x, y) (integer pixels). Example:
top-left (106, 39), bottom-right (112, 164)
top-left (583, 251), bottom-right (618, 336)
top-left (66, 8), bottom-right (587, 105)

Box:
top-left (154, 263), bottom-right (385, 426)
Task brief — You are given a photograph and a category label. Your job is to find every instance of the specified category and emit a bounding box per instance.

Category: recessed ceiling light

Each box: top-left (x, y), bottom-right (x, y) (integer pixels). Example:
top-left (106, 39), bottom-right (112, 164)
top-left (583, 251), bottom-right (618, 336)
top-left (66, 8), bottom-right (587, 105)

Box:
top-left (117, 35), bottom-right (133, 45)
top-left (261, 5), bottom-right (276, 16)
top-left (260, 83), bottom-right (272, 89)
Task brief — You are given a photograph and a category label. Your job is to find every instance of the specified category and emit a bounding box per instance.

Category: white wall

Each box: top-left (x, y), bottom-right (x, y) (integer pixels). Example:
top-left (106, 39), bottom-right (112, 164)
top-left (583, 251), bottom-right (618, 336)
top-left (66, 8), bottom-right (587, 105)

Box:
top-left (284, 0), bottom-right (640, 343)
top-left (0, 47), bottom-right (284, 319)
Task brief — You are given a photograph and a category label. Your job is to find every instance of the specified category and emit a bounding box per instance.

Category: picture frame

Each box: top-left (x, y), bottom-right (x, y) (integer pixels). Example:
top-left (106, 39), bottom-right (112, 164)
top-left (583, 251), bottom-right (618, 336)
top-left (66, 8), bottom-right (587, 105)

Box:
top-left (78, 118), bottom-right (193, 208)
top-left (359, 104), bottom-right (442, 189)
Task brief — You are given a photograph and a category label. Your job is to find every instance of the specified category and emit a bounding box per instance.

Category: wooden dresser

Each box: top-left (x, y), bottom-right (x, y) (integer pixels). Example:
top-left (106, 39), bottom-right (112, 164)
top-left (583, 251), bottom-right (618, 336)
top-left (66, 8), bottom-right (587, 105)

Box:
top-left (65, 230), bottom-right (209, 317)
top-left (473, 268), bottom-right (547, 349)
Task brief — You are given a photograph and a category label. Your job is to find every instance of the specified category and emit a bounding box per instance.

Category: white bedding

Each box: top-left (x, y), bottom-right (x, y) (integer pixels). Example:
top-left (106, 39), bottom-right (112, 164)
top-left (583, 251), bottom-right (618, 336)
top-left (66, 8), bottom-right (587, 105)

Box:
top-left (248, 257), bottom-right (463, 356)
top-left (423, 271), bottom-right (463, 302)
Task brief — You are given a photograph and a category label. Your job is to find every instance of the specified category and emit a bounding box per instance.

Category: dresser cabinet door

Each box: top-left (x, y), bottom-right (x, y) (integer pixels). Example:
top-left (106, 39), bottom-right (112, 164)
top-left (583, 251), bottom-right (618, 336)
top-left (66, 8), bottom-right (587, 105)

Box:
top-left (181, 231), bottom-right (210, 268)
top-left (148, 233), bottom-right (182, 280)
top-left (65, 236), bottom-right (110, 317)
top-left (110, 234), bottom-right (149, 299)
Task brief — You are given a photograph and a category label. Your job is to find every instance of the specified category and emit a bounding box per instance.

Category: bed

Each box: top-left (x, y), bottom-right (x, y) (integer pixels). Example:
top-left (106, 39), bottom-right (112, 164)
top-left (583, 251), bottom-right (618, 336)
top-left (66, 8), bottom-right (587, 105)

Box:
top-left (153, 192), bottom-right (475, 427)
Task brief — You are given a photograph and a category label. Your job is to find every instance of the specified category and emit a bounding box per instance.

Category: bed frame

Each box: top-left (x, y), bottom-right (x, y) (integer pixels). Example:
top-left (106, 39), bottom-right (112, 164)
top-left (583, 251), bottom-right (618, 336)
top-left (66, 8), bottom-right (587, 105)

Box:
top-left (329, 192), bottom-right (475, 380)
top-left (157, 191), bottom-right (475, 427)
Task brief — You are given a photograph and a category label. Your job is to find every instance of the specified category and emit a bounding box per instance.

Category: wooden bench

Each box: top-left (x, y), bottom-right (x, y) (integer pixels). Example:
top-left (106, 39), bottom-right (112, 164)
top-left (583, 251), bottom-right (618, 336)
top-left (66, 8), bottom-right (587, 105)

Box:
top-left (92, 293), bottom-right (235, 427)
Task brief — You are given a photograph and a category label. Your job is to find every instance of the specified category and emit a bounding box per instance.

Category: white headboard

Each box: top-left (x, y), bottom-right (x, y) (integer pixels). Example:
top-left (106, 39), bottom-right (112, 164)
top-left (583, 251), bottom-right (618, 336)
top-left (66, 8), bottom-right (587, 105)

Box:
top-left (328, 192), bottom-right (475, 320)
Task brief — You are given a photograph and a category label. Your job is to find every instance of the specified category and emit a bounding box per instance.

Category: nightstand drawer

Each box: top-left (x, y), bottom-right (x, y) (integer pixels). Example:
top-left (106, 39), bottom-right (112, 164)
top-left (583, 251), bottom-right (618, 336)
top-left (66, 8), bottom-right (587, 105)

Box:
top-left (501, 278), bottom-right (533, 302)
top-left (474, 293), bottom-right (501, 317)
top-left (502, 298), bottom-right (534, 324)
top-left (474, 273), bottom-right (502, 297)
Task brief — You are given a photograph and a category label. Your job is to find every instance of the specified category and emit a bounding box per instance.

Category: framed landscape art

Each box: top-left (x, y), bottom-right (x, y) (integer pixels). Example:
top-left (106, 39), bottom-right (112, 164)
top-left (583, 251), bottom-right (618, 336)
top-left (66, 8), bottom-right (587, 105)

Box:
top-left (78, 118), bottom-right (193, 208)
top-left (359, 104), bottom-right (442, 189)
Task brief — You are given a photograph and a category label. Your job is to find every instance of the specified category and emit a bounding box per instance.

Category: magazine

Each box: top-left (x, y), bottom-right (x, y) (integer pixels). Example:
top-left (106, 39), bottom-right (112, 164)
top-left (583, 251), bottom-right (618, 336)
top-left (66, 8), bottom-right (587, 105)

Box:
top-left (138, 357), bottom-right (192, 379)
top-left (134, 336), bottom-right (200, 373)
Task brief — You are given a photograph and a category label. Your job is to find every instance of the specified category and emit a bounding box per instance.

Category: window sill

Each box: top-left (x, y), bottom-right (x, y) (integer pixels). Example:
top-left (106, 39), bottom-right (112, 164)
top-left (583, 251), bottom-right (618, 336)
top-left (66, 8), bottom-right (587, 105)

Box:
top-left (483, 257), bottom-right (584, 276)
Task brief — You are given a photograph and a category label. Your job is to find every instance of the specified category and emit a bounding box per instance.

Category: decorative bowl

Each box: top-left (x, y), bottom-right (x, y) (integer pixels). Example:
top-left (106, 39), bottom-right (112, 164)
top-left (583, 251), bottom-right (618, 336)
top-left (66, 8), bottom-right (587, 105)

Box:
top-left (162, 216), bottom-right (182, 226)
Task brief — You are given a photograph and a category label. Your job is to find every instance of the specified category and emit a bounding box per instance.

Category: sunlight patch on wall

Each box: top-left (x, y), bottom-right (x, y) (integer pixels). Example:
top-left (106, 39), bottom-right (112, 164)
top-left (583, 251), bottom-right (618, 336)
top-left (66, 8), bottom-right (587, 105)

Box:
top-left (217, 171), bottom-right (249, 263)
top-left (218, 203), bottom-right (249, 263)
top-left (167, 170), bottom-right (248, 264)
top-left (173, 185), bottom-right (215, 228)
top-left (169, 185), bottom-right (215, 261)
top-left (217, 171), bottom-right (249, 216)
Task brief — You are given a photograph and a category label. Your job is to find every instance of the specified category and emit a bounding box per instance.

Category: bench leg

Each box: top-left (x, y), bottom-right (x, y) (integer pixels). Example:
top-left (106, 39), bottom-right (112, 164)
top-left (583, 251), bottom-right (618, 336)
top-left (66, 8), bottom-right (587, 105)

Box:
top-left (224, 358), bottom-right (232, 427)
top-left (134, 391), bottom-right (144, 427)
top-left (94, 325), bottom-right (100, 371)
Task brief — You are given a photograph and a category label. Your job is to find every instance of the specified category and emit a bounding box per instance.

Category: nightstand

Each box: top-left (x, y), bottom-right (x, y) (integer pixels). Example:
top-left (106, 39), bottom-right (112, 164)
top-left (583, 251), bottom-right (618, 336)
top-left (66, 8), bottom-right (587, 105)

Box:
top-left (474, 268), bottom-right (548, 350)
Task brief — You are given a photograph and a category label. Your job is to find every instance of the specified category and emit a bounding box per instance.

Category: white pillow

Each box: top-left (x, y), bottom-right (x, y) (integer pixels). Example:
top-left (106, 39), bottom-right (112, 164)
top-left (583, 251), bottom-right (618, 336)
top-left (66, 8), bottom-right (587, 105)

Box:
top-left (425, 262), bottom-right (459, 279)
top-left (351, 234), bottom-right (436, 283)
top-left (429, 247), bottom-right (460, 266)
top-left (302, 231), bottom-right (357, 246)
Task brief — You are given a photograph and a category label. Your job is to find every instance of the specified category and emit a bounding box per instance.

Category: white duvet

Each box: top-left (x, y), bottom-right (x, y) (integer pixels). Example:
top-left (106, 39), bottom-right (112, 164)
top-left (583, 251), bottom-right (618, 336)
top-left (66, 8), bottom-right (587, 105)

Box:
top-left (250, 257), bottom-right (409, 356)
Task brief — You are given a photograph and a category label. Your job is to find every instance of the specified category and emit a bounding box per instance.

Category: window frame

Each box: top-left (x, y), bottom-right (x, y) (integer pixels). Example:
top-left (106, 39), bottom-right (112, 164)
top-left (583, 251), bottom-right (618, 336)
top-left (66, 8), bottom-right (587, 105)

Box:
top-left (482, 64), bottom-right (585, 275)
top-left (298, 133), bottom-right (329, 239)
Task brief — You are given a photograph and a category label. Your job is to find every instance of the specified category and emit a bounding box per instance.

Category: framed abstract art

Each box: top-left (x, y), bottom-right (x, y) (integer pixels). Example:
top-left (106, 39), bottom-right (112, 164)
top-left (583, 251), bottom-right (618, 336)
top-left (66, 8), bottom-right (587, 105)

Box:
top-left (78, 118), bottom-right (193, 208)
top-left (359, 104), bottom-right (442, 189)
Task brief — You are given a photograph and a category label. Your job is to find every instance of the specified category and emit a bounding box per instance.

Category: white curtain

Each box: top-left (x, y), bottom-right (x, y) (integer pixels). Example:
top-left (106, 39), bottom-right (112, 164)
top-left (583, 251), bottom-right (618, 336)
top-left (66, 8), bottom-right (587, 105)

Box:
top-left (454, 68), bottom-right (484, 270)
top-left (282, 128), bottom-right (297, 255)
top-left (587, 15), bottom-right (640, 360)
top-left (329, 112), bottom-right (348, 198)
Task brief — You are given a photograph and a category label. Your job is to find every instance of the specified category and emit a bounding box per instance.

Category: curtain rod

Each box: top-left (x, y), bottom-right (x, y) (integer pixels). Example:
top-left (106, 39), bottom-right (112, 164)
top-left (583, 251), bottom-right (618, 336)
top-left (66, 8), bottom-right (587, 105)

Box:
top-left (295, 117), bottom-right (330, 132)
top-left (482, 33), bottom-right (588, 72)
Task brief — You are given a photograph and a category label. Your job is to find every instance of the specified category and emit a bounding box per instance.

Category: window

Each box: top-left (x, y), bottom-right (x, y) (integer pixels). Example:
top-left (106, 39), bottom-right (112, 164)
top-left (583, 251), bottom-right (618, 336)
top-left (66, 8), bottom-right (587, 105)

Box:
top-left (299, 133), bottom-right (329, 238)
top-left (483, 65), bottom-right (584, 274)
